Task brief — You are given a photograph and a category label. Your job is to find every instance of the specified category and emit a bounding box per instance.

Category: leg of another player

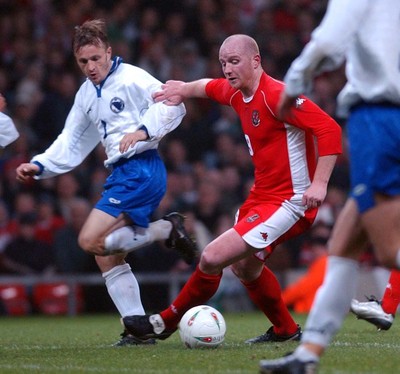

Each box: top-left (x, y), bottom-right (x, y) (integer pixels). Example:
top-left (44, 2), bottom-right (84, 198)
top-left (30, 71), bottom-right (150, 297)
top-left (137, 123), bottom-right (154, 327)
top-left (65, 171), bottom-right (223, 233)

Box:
top-left (78, 208), bottom-right (148, 338)
top-left (302, 199), bottom-right (369, 354)
top-left (78, 208), bottom-right (172, 257)
top-left (351, 269), bottom-right (400, 330)
top-left (381, 270), bottom-right (400, 316)
top-left (122, 229), bottom-right (257, 338)
top-left (232, 256), bottom-right (300, 342)
top-left (160, 228), bottom-right (253, 328)
top-left (260, 198), bottom-right (369, 372)
top-left (361, 196), bottom-right (400, 269)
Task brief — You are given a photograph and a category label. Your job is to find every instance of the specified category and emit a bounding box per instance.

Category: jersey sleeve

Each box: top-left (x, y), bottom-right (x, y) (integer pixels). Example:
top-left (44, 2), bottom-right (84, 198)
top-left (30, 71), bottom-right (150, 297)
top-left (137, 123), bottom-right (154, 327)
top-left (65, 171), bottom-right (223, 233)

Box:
top-left (289, 97), bottom-right (342, 156)
top-left (140, 101), bottom-right (186, 141)
top-left (126, 67), bottom-right (186, 141)
top-left (205, 79), bottom-right (235, 105)
top-left (267, 81), bottom-right (342, 157)
top-left (0, 112), bottom-right (19, 147)
top-left (283, 0), bottom-right (368, 97)
top-left (31, 92), bottom-right (101, 179)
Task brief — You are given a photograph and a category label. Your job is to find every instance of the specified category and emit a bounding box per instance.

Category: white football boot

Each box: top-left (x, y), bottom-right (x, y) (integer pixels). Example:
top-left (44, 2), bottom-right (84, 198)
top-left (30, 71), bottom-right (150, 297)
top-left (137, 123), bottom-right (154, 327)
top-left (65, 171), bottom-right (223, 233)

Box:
top-left (350, 296), bottom-right (394, 330)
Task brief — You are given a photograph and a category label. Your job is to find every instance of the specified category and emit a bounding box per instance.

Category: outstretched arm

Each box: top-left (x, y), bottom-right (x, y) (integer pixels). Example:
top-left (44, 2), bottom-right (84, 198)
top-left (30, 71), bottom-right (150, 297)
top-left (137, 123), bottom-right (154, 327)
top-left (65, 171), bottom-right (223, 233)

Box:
top-left (153, 79), bottom-right (212, 105)
top-left (277, 0), bottom-right (367, 119)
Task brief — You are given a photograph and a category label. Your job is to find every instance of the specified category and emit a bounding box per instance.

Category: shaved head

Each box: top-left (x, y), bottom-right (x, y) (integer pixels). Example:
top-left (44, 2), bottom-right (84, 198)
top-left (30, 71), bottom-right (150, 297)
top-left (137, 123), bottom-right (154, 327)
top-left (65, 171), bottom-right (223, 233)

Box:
top-left (220, 34), bottom-right (260, 57)
top-left (218, 34), bottom-right (263, 97)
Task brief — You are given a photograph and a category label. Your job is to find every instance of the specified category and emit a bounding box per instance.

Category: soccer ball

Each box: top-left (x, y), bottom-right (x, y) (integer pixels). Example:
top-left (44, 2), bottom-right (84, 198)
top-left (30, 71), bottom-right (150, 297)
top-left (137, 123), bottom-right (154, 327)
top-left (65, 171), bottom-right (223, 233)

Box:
top-left (179, 305), bottom-right (226, 349)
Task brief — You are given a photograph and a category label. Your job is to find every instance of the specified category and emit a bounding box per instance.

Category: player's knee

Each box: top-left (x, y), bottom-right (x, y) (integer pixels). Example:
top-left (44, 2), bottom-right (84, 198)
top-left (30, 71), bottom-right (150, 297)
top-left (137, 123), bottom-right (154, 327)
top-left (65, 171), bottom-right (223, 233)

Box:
top-left (78, 232), bottom-right (97, 254)
top-left (199, 247), bottom-right (222, 274)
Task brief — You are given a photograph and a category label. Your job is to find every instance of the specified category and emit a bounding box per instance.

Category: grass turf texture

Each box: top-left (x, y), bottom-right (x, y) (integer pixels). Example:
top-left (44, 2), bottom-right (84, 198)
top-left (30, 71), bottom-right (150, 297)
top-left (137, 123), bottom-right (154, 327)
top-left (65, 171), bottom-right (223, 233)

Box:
top-left (0, 312), bottom-right (398, 373)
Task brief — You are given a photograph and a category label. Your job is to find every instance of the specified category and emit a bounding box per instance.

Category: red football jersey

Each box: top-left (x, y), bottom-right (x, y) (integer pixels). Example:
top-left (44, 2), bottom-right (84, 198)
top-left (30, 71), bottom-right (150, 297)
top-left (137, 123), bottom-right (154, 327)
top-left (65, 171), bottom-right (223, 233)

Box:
top-left (205, 73), bottom-right (342, 202)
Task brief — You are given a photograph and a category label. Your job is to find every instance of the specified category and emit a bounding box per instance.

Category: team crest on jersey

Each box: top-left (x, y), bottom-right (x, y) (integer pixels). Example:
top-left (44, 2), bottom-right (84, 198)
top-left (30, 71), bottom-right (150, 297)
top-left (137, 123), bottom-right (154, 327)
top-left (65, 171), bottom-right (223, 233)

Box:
top-left (251, 110), bottom-right (260, 126)
top-left (110, 97), bottom-right (125, 113)
top-left (260, 232), bottom-right (268, 241)
top-left (246, 214), bottom-right (260, 223)
top-left (295, 97), bottom-right (306, 108)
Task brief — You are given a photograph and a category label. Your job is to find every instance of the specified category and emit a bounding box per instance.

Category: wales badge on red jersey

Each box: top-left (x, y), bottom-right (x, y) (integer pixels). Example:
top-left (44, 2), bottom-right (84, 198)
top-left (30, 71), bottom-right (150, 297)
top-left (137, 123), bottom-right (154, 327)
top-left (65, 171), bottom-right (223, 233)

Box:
top-left (252, 110), bottom-right (260, 126)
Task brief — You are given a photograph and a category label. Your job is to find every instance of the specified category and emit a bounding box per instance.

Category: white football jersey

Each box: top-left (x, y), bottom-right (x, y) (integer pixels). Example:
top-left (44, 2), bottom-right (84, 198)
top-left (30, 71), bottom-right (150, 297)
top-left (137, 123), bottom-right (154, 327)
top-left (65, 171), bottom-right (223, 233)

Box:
top-left (0, 112), bottom-right (19, 147)
top-left (283, 0), bottom-right (400, 117)
top-left (32, 57), bottom-right (186, 178)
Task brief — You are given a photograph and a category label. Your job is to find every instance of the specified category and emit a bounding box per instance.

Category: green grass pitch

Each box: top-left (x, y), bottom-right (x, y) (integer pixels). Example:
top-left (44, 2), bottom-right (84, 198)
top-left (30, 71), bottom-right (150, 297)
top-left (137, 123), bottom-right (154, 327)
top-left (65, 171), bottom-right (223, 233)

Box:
top-left (0, 312), bottom-right (398, 373)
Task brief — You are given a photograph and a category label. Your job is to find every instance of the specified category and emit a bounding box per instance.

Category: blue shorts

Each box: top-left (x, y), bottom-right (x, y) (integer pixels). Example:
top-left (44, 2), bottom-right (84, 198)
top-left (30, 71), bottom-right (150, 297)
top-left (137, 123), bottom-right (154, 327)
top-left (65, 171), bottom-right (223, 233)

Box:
top-left (347, 103), bottom-right (400, 213)
top-left (95, 149), bottom-right (166, 227)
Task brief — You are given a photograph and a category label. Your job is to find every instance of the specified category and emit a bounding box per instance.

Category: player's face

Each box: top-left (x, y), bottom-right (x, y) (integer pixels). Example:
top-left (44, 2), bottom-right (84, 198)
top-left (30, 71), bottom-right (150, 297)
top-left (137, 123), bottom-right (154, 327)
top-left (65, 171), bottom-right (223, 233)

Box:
top-left (75, 44), bottom-right (112, 85)
top-left (219, 43), bottom-right (255, 94)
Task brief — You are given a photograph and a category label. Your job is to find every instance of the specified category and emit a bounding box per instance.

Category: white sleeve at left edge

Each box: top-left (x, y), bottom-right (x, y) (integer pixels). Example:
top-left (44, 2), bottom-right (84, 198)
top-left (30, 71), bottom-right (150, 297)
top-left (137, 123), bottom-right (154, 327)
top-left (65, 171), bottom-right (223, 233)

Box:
top-left (0, 112), bottom-right (19, 147)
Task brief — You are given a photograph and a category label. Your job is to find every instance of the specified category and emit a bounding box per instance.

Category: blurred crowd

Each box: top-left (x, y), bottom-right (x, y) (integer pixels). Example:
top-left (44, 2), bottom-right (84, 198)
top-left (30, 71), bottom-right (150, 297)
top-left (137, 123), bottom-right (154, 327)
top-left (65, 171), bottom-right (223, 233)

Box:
top-left (0, 0), bottom-right (368, 311)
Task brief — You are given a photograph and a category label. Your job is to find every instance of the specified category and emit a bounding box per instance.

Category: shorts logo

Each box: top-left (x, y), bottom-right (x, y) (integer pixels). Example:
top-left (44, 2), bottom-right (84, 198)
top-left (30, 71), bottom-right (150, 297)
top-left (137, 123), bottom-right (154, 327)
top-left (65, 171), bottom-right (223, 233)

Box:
top-left (246, 214), bottom-right (260, 223)
top-left (109, 197), bottom-right (121, 204)
top-left (110, 97), bottom-right (125, 113)
top-left (353, 184), bottom-right (367, 196)
top-left (252, 110), bottom-right (260, 126)
top-left (260, 232), bottom-right (268, 241)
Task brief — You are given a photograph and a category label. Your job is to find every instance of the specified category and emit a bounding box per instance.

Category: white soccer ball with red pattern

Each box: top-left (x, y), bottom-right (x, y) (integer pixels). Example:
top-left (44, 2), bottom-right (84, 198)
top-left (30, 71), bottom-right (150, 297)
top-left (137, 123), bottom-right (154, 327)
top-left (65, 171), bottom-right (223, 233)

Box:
top-left (179, 305), bottom-right (226, 349)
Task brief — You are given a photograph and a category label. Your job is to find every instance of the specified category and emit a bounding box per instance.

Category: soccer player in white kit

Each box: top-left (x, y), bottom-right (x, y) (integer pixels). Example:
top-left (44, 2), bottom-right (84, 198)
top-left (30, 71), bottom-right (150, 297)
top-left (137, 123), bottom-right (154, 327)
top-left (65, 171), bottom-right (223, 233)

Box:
top-left (15, 19), bottom-right (197, 346)
top-left (259, 0), bottom-right (400, 372)
top-left (0, 94), bottom-right (19, 148)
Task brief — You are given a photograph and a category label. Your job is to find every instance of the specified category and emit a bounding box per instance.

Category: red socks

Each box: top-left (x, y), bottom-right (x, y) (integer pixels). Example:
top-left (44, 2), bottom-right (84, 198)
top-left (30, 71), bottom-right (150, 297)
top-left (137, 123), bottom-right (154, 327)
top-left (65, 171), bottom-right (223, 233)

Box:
top-left (160, 266), bottom-right (222, 329)
top-left (382, 270), bottom-right (400, 315)
top-left (160, 264), bottom-right (299, 335)
top-left (242, 265), bottom-right (298, 336)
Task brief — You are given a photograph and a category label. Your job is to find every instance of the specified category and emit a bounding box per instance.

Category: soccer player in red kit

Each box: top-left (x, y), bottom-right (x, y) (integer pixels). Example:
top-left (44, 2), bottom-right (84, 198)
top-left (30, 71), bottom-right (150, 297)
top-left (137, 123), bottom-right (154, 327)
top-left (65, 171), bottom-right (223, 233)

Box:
top-left (122, 34), bottom-right (342, 343)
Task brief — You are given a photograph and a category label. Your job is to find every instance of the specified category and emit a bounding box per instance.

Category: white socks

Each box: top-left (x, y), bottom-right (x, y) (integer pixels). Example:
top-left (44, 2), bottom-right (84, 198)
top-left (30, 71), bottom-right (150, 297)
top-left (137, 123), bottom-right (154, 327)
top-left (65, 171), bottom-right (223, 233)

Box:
top-left (294, 346), bottom-right (320, 362)
top-left (301, 256), bottom-right (360, 348)
top-left (104, 219), bottom-right (172, 255)
top-left (103, 263), bottom-right (145, 317)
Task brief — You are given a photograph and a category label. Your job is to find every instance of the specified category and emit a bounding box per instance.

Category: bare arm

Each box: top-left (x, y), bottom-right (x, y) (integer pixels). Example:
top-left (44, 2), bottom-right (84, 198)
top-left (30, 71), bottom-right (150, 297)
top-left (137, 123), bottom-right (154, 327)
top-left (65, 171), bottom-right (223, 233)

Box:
top-left (302, 154), bottom-right (338, 208)
top-left (153, 79), bottom-right (212, 105)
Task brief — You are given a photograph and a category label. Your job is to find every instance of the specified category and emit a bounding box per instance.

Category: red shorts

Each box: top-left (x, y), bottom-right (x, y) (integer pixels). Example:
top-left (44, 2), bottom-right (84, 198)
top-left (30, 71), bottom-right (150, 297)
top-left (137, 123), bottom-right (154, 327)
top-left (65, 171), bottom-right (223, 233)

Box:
top-left (234, 195), bottom-right (317, 261)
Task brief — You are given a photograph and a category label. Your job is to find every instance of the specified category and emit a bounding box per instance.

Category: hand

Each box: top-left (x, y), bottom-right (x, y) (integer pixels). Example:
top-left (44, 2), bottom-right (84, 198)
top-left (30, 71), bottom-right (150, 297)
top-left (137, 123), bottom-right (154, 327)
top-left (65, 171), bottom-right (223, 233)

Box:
top-left (301, 181), bottom-right (327, 209)
top-left (16, 163), bottom-right (40, 182)
top-left (277, 92), bottom-right (297, 120)
top-left (152, 80), bottom-right (185, 105)
top-left (119, 130), bottom-right (148, 153)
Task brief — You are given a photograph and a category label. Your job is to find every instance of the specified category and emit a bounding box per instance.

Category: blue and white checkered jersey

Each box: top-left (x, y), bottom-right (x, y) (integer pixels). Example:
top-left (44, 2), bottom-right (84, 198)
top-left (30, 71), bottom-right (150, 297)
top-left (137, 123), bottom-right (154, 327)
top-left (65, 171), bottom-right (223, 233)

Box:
top-left (283, 0), bottom-right (400, 117)
top-left (31, 57), bottom-right (186, 178)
